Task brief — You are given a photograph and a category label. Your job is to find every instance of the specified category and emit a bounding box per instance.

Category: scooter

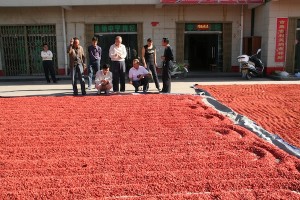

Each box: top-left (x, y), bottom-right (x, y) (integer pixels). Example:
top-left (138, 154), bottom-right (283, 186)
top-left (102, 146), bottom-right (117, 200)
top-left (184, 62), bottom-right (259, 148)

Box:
top-left (170, 61), bottom-right (189, 79)
top-left (237, 49), bottom-right (264, 80)
top-left (157, 61), bottom-right (189, 79)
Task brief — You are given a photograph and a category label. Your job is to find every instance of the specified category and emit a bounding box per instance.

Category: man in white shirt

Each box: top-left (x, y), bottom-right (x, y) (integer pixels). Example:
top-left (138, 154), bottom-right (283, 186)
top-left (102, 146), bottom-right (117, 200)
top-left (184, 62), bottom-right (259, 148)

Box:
top-left (129, 59), bottom-right (151, 93)
top-left (95, 64), bottom-right (112, 95)
top-left (41, 43), bottom-right (57, 83)
top-left (109, 36), bottom-right (127, 93)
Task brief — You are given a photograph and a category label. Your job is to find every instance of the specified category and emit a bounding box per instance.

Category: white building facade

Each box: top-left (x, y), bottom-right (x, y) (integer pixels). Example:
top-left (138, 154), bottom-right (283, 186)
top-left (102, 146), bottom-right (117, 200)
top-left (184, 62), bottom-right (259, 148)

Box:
top-left (0, 0), bottom-right (299, 76)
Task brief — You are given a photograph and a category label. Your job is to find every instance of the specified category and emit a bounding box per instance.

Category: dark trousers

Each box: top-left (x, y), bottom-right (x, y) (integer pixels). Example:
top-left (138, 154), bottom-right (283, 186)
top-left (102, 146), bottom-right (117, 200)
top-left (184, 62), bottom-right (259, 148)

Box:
top-left (71, 64), bottom-right (86, 95)
top-left (111, 61), bottom-right (126, 92)
top-left (42, 60), bottom-right (57, 83)
top-left (161, 61), bottom-right (171, 93)
top-left (132, 77), bottom-right (149, 92)
top-left (146, 61), bottom-right (160, 90)
top-left (88, 59), bottom-right (100, 88)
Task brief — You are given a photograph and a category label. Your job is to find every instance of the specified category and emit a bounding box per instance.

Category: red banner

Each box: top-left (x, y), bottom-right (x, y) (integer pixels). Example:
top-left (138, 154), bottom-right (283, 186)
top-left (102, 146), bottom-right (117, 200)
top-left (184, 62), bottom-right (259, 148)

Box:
top-left (275, 18), bottom-right (288, 62)
top-left (160, 0), bottom-right (264, 4)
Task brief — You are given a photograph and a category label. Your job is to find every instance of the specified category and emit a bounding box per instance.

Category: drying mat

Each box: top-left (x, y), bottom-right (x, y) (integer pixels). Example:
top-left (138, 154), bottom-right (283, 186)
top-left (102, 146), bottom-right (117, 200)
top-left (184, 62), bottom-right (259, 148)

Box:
top-left (194, 84), bottom-right (300, 150)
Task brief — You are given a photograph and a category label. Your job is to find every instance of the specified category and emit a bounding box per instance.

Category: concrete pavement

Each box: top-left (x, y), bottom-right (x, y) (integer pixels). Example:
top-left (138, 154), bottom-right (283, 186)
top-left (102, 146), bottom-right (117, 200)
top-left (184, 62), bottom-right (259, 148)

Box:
top-left (0, 75), bottom-right (299, 97)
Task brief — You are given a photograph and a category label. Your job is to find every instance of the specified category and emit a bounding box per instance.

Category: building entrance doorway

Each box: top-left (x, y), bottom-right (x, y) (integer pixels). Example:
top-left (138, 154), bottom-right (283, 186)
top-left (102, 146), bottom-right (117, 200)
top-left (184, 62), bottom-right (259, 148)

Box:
top-left (184, 33), bottom-right (221, 71)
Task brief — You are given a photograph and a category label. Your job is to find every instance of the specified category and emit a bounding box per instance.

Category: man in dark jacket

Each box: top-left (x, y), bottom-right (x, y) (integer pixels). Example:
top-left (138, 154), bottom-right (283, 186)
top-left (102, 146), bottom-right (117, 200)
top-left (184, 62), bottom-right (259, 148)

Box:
top-left (160, 37), bottom-right (174, 93)
top-left (68, 37), bottom-right (86, 96)
top-left (87, 37), bottom-right (102, 90)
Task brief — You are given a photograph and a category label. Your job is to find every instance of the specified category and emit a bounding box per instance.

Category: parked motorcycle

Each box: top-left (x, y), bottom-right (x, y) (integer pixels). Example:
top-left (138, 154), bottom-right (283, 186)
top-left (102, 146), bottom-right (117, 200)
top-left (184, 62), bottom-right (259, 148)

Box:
top-left (157, 61), bottom-right (189, 79)
top-left (237, 49), bottom-right (264, 80)
top-left (170, 61), bottom-right (189, 79)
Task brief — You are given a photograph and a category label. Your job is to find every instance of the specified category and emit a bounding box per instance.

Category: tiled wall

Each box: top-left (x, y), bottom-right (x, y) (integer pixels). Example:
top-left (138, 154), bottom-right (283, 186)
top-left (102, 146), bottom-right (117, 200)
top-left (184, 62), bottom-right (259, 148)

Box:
top-left (0, 4), bottom-right (251, 72)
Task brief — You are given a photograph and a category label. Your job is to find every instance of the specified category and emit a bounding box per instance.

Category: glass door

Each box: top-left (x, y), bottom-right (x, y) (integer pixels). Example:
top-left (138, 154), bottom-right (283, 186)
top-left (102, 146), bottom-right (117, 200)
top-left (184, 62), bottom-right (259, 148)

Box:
top-left (184, 33), bottom-right (221, 71)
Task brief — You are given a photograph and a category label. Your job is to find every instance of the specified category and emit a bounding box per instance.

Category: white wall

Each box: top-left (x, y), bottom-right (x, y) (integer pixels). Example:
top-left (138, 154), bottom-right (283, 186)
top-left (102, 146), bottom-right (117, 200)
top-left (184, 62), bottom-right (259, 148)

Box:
top-left (0, 4), bottom-right (252, 71)
top-left (0, 7), bottom-right (66, 70)
top-left (256, 0), bottom-right (300, 68)
top-left (65, 5), bottom-right (178, 59)
top-left (65, 4), bottom-right (246, 65)
top-left (0, 7), bottom-right (62, 24)
top-left (0, 0), bottom-right (161, 7)
top-left (269, 0), bottom-right (300, 67)
top-left (253, 3), bottom-right (269, 67)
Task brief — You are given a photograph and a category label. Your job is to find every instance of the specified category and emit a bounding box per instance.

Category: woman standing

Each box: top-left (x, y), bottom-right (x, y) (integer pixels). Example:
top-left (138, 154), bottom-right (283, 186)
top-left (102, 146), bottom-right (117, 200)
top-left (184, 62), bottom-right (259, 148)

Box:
top-left (41, 43), bottom-right (57, 83)
top-left (142, 38), bottom-right (160, 91)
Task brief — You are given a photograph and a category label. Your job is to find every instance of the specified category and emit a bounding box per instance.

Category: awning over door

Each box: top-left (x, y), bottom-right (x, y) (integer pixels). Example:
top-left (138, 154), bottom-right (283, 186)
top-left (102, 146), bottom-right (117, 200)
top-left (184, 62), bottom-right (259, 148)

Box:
top-left (160, 0), bottom-right (264, 4)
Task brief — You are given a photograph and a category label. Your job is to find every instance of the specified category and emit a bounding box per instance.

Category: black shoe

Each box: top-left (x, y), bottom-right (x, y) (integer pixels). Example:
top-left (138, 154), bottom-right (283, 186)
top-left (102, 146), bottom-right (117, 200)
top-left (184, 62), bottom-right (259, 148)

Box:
top-left (82, 91), bottom-right (86, 95)
top-left (73, 92), bottom-right (78, 96)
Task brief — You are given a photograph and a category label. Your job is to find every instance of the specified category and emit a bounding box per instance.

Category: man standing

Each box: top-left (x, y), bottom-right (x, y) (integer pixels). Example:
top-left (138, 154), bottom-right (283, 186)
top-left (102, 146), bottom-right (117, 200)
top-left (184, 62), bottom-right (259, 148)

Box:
top-left (41, 43), bottom-right (57, 83)
top-left (295, 39), bottom-right (300, 73)
top-left (161, 37), bottom-right (174, 93)
top-left (68, 37), bottom-right (86, 96)
top-left (109, 36), bottom-right (127, 92)
top-left (129, 59), bottom-right (150, 93)
top-left (87, 37), bottom-right (102, 90)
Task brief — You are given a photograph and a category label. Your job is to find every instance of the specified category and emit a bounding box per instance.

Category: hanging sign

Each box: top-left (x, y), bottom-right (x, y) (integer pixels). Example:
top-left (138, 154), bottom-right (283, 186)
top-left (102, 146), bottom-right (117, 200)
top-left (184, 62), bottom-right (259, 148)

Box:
top-left (275, 18), bottom-right (288, 62)
top-left (197, 23), bottom-right (210, 30)
top-left (160, 0), bottom-right (264, 4)
top-left (94, 24), bottom-right (137, 33)
top-left (185, 23), bottom-right (222, 32)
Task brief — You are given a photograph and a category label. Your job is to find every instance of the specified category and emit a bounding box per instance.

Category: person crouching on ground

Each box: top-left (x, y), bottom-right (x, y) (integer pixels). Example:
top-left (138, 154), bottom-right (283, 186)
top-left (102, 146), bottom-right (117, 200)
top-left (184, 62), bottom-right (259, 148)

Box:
top-left (95, 64), bottom-right (112, 95)
top-left (129, 59), bottom-right (151, 93)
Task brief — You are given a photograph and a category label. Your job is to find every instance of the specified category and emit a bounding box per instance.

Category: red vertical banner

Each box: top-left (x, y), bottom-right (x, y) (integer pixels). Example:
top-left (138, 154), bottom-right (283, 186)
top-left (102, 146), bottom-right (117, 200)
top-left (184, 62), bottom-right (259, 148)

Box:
top-left (275, 18), bottom-right (288, 62)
